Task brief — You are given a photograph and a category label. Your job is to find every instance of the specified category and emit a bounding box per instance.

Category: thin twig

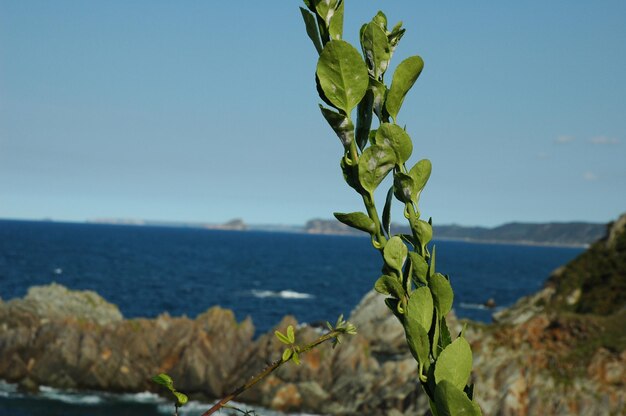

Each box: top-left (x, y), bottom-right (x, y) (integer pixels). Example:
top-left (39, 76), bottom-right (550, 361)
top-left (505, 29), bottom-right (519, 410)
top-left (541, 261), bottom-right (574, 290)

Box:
top-left (201, 330), bottom-right (341, 416)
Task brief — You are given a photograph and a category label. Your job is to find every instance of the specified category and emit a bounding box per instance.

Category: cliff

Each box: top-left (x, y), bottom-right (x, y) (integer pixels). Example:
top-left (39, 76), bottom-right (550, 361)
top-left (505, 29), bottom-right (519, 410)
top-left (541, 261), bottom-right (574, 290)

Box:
top-left (472, 213), bottom-right (626, 415)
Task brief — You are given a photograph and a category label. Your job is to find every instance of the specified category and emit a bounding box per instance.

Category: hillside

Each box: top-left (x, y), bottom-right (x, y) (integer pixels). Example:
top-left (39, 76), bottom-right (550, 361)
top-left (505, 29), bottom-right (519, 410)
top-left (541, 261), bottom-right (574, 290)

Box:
top-left (304, 218), bottom-right (605, 246)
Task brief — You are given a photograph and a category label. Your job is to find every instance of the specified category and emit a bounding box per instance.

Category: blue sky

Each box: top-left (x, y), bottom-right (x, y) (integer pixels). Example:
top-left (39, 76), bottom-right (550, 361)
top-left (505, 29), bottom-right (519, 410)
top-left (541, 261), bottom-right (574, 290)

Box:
top-left (1, 0), bottom-right (625, 226)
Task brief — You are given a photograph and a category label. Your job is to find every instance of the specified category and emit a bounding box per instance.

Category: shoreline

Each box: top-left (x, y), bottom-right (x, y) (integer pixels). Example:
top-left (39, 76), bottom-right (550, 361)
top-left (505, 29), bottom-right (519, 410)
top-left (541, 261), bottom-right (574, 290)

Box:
top-left (0, 218), bottom-right (598, 248)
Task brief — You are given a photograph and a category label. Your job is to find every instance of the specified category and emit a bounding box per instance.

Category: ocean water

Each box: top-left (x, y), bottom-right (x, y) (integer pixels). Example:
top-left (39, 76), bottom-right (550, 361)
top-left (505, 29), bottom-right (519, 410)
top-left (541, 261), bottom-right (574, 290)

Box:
top-left (0, 219), bottom-right (584, 415)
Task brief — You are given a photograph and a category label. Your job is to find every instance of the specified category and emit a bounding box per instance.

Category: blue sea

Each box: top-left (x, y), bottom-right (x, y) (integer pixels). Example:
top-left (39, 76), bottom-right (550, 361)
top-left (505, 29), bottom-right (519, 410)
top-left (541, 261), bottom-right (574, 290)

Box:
top-left (0, 219), bottom-right (584, 415)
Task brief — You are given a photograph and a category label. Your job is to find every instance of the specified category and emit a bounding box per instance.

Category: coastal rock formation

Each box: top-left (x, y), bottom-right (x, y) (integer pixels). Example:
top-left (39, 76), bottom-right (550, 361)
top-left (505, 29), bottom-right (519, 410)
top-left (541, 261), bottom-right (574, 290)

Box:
top-left (304, 218), bottom-right (606, 246)
top-left (0, 214), bottom-right (624, 415)
top-left (472, 214), bottom-right (626, 415)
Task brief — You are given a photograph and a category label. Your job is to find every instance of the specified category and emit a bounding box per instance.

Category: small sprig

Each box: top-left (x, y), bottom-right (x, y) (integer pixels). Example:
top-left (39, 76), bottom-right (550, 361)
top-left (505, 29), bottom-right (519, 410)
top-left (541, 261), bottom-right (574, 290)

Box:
top-left (275, 325), bottom-right (301, 364)
top-left (151, 373), bottom-right (188, 416)
top-left (202, 318), bottom-right (357, 415)
top-left (326, 314), bottom-right (357, 348)
top-left (223, 404), bottom-right (259, 415)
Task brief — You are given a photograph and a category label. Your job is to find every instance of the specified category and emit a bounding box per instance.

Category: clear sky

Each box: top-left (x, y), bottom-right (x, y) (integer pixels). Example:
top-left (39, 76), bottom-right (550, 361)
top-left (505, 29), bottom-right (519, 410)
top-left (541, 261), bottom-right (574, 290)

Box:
top-left (1, 1), bottom-right (625, 227)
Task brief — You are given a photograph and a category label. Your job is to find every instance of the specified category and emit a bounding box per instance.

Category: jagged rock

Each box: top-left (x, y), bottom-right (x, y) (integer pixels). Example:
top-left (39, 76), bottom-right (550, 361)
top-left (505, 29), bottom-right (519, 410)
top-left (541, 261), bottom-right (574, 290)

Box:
top-left (349, 289), bottom-right (406, 356)
top-left (2, 283), bottom-right (122, 327)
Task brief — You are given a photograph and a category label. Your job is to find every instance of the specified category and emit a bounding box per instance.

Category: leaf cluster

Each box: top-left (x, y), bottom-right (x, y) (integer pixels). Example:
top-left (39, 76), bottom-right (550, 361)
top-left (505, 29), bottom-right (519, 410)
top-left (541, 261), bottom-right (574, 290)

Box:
top-left (301, 2), bottom-right (481, 414)
top-left (151, 373), bottom-right (188, 409)
top-left (275, 325), bottom-right (302, 365)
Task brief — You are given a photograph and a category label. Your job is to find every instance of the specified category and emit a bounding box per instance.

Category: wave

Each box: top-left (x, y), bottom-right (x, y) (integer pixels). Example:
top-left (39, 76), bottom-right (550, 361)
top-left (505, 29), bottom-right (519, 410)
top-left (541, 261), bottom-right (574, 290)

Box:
top-left (458, 302), bottom-right (490, 311)
top-left (38, 386), bottom-right (104, 405)
top-left (458, 302), bottom-right (505, 313)
top-left (0, 380), bottom-right (322, 415)
top-left (250, 289), bottom-right (314, 299)
top-left (0, 381), bottom-right (164, 407)
top-left (116, 391), bottom-right (163, 403)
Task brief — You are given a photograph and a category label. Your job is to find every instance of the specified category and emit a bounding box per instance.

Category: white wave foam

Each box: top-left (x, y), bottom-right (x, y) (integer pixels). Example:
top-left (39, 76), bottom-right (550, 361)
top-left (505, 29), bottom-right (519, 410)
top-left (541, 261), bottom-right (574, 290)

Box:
top-left (250, 289), bottom-right (314, 299)
top-left (459, 302), bottom-right (489, 311)
top-left (1, 383), bottom-right (164, 407)
top-left (39, 386), bottom-right (103, 405)
top-left (117, 391), bottom-right (162, 403)
top-left (0, 380), bottom-right (324, 416)
top-left (0, 380), bottom-right (17, 394)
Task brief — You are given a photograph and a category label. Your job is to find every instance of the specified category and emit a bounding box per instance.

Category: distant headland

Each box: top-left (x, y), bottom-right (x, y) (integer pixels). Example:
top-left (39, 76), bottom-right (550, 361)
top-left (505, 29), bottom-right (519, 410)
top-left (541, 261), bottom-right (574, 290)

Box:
top-left (79, 216), bottom-right (607, 247)
top-left (303, 218), bottom-right (606, 247)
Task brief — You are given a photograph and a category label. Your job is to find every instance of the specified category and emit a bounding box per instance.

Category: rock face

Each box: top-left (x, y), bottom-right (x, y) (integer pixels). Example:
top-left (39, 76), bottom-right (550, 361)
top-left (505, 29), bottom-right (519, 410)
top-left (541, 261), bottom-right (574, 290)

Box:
top-left (0, 284), bottom-right (424, 415)
top-left (0, 214), bottom-right (624, 415)
top-left (472, 214), bottom-right (626, 415)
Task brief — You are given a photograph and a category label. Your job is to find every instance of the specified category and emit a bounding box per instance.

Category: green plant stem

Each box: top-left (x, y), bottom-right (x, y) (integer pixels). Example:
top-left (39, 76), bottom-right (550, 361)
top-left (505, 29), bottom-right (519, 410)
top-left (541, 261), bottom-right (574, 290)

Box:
top-left (348, 130), bottom-right (360, 163)
top-left (405, 202), bottom-right (422, 251)
top-left (363, 192), bottom-right (386, 248)
top-left (201, 330), bottom-right (343, 416)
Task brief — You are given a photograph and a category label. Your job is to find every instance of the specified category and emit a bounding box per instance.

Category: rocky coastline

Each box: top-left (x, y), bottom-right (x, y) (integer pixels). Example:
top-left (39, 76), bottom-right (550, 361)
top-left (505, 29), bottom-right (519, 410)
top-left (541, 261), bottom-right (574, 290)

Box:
top-left (1, 215), bottom-right (624, 415)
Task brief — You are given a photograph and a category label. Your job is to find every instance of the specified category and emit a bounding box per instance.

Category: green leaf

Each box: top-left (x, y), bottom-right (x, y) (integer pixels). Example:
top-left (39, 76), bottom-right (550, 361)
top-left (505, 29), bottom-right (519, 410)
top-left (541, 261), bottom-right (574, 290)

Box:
top-left (439, 316), bottom-right (452, 352)
top-left (434, 380), bottom-right (482, 416)
top-left (430, 307), bottom-right (440, 358)
top-left (413, 218), bottom-right (433, 253)
top-left (393, 172), bottom-right (416, 203)
top-left (302, 0), bottom-right (315, 12)
top-left (275, 330), bottom-right (291, 345)
top-left (464, 383), bottom-right (475, 401)
top-left (403, 315), bottom-right (430, 366)
top-left (328, 0), bottom-right (344, 40)
top-left (369, 78), bottom-right (386, 121)
top-left (429, 399), bottom-right (441, 416)
top-left (292, 351), bottom-right (301, 365)
top-left (300, 8), bottom-right (323, 54)
top-left (429, 245), bottom-right (436, 278)
top-left (406, 286), bottom-right (434, 332)
top-left (374, 123), bottom-right (413, 164)
top-left (367, 129), bottom-right (377, 146)
top-left (357, 145), bottom-right (396, 193)
top-left (384, 297), bottom-right (404, 320)
top-left (374, 274), bottom-right (405, 299)
top-left (319, 105), bottom-right (354, 147)
top-left (340, 156), bottom-right (361, 192)
top-left (334, 212), bottom-right (375, 234)
top-left (287, 325), bottom-right (295, 344)
top-left (282, 348), bottom-right (293, 361)
top-left (355, 87), bottom-right (373, 151)
top-left (385, 56), bottom-right (424, 122)
top-left (388, 22), bottom-right (406, 56)
top-left (315, 73), bottom-right (337, 110)
top-left (434, 337), bottom-right (473, 391)
top-left (409, 252), bottom-right (428, 285)
top-left (383, 236), bottom-right (407, 274)
top-left (382, 186), bottom-right (393, 237)
top-left (429, 272), bottom-right (454, 317)
top-left (373, 10), bottom-right (387, 30)
top-left (315, 0), bottom-right (339, 26)
top-left (151, 373), bottom-right (173, 388)
top-left (173, 391), bottom-right (188, 406)
top-left (317, 40), bottom-right (369, 115)
top-left (409, 159), bottom-right (432, 194)
top-left (360, 21), bottom-right (390, 79)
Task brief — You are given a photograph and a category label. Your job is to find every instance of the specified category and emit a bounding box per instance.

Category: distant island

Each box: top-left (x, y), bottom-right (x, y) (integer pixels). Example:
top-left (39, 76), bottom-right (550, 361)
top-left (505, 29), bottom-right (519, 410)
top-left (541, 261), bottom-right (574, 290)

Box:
top-left (88, 217), bottom-right (248, 231)
top-left (303, 218), bottom-right (606, 247)
top-left (83, 216), bottom-right (605, 246)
